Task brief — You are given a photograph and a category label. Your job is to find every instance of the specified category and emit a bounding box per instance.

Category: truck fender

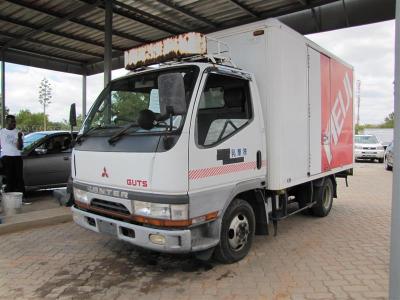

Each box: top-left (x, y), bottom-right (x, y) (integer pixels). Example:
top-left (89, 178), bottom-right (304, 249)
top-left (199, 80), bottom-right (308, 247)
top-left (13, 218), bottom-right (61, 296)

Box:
top-left (219, 178), bottom-right (268, 236)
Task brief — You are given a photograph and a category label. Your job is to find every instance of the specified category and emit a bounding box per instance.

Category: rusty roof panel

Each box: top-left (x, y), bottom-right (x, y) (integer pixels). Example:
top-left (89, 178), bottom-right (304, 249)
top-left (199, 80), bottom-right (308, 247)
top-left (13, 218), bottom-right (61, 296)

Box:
top-left (125, 32), bottom-right (206, 69)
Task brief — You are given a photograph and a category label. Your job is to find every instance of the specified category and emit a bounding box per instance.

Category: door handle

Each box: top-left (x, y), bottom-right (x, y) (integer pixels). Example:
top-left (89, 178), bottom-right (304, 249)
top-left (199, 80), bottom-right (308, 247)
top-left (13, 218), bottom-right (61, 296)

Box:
top-left (256, 151), bottom-right (262, 169)
top-left (63, 156), bottom-right (69, 160)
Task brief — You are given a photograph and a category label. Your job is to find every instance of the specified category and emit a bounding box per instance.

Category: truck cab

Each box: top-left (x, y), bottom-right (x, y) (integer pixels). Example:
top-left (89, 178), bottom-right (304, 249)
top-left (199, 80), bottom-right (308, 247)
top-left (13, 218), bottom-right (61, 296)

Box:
top-left (72, 61), bottom-right (266, 261)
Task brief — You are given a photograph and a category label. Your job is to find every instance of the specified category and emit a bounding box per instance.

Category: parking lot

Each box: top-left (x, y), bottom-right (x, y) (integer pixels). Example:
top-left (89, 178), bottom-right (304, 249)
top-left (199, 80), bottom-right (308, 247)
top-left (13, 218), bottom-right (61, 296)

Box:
top-left (0, 163), bottom-right (392, 300)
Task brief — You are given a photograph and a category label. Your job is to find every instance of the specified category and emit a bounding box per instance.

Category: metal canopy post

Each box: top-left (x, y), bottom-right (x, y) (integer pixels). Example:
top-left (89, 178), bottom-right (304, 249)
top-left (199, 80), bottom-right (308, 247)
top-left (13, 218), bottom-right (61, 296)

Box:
top-left (104, 0), bottom-right (112, 87)
top-left (390, 0), bottom-right (400, 298)
top-left (82, 74), bottom-right (87, 118)
top-left (104, 0), bottom-right (112, 124)
top-left (1, 52), bottom-right (5, 128)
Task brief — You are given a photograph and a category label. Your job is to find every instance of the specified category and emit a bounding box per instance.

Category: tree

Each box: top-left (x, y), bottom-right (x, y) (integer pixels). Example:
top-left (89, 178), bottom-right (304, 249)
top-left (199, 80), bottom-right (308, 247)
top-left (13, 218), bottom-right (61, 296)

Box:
top-left (61, 114), bottom-right (84, 129)
top-left (382, 112), bottom-right (394, 128)
top-left (16, 109), bottom-right (48, 132)
top-left (111, 91), bottom-right (149, 124)
top-left (38, 78), bottom-right (52, 130)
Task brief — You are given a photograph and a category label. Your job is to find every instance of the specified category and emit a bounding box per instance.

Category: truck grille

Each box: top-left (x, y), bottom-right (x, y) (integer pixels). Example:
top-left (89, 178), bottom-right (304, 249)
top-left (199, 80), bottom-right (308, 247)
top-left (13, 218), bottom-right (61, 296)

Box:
top-left (363, 147), bottom-right (376, 150)
top-left (91, 199), bottom-right (130, 215)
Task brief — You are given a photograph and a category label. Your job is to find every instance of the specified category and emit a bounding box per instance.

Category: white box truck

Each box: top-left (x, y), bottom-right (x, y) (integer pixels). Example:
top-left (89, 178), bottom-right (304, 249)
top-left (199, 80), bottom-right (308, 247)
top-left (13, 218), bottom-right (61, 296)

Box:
top-left (71, 19), bottom-right (354, 263)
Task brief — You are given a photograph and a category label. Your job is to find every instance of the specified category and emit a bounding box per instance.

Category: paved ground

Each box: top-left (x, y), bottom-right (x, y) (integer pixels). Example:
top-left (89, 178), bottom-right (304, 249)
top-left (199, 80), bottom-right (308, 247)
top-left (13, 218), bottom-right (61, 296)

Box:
top-left (0, 163), bottom-right (392, 300)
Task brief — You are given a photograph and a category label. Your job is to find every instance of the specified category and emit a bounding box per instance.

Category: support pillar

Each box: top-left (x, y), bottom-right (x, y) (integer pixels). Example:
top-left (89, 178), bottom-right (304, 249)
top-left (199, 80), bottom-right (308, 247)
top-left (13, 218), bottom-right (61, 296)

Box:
top-left (104, 0), bottom-right (112, 124)
top-left (1, 52), bottom-right (5, 127)
top-left (104, 0), bottom-right (112, 87)
top-left (82, 74), bottom-right (87, 118)
top-left (389, 0), bottom-right (400, 298)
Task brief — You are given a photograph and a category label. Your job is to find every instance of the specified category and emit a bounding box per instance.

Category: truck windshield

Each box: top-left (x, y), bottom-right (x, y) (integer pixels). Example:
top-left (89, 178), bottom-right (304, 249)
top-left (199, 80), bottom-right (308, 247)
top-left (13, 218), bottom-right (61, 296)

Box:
top-left (82, 66), bottom-right (199, 135)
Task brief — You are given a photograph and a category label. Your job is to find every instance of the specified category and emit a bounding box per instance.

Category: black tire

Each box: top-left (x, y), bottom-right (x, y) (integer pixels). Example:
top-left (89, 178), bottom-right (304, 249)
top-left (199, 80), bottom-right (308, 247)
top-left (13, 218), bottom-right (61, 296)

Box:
top-left (295, 186), bottom-right (313, 215)
top-left (312, 178), bottom-right (334, 217)
top-left (214, 199), bottom-right (255, 264)
top-left (385, 158), bottom-right (393, 171)
top-left (378, 158), bottom-right (384, 163)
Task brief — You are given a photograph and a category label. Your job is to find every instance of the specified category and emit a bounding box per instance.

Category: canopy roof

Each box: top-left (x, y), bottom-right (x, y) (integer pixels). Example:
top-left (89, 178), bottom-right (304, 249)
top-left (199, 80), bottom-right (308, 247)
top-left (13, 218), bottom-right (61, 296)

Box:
top-left (0, 0), bottom-right (395, 75)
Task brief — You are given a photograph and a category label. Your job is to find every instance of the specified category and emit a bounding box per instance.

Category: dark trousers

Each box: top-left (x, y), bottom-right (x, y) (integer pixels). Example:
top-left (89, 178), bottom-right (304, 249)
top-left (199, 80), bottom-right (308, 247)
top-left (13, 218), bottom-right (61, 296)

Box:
top-left (2, 156), bottom-right (24, 193)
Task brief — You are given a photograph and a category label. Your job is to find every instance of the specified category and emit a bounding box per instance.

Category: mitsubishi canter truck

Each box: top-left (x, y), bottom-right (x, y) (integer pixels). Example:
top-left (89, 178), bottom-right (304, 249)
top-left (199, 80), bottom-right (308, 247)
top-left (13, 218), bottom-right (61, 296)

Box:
top-left (71, 19), bottom-right (354, 263)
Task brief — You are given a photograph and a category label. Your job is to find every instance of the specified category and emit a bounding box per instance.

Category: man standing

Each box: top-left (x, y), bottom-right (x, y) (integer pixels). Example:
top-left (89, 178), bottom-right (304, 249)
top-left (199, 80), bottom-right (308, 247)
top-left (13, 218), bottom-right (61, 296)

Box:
top-left (0, 115), bottom-right (24, 194)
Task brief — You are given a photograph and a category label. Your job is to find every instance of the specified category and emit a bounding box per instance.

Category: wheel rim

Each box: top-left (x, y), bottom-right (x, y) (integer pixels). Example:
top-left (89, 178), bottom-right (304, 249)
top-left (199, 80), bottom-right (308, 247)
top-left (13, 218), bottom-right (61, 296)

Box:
top-left (322, 183), bottom-right (332, 210)
top-left (227, 213), bottom-right (250, 251)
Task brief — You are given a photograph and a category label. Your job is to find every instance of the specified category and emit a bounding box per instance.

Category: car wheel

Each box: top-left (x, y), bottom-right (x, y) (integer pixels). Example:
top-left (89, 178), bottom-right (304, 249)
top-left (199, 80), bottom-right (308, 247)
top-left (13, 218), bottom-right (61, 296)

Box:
top-left (385, 158), bottom-right (393, 171)
top-left (378, 158), bottom-right (384, 163)
top-left (214, 199), bottom-right (255, 264)
top-left (312, 178), bottom-right (334, 217)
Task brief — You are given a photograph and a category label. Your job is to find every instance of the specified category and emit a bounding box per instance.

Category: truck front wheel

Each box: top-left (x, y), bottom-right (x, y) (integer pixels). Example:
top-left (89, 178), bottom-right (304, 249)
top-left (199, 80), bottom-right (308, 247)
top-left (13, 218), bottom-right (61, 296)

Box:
top-left (214, 199), bottom-right (255, 264)
top-left (312, 178), bottom-right (333, 217)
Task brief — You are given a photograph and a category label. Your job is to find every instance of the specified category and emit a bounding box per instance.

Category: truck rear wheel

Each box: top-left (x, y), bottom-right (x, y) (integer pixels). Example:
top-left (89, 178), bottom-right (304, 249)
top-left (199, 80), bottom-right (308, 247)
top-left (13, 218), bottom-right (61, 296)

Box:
top-left (312, 178), bottom-right (333, 217)
top-left (214, 199), bottom-right (255, 264)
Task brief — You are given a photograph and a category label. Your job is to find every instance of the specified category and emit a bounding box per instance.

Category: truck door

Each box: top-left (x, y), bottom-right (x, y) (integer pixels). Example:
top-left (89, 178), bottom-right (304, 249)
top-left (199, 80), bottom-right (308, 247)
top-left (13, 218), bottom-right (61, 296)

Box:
top-left (188, 70), bottom-right (265, 216)
top-left (308, 47), bottom-right (354, 174)
top-left (308, 48), bottom-right (331, 174)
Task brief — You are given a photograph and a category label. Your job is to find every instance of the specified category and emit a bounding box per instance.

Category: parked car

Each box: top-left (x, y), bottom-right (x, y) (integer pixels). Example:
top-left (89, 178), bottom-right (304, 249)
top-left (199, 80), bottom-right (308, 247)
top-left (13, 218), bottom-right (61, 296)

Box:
top-left (385, 141), bottom-right (394, 171)
top-left (354, 134), bottom-right (385, 163)
top-left (1, 131), bottom-right (77, 191)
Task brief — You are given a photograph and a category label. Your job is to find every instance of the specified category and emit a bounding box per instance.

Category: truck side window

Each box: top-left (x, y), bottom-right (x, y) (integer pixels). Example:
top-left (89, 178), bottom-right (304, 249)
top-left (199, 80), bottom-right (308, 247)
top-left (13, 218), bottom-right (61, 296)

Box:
top-left (197, 73), bottom-right (252, 147)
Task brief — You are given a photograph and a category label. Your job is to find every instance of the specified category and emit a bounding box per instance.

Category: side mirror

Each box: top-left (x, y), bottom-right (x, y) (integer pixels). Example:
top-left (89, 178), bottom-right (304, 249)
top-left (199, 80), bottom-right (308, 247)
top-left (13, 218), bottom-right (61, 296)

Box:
top-left (158, 73), bottom-right (186, 116)
top-left (69, 103), bottom-right (77, 127)
top-left (35, 148), bottom-right (47, 155)
top-left (138, 109), bottom-right (156, 130)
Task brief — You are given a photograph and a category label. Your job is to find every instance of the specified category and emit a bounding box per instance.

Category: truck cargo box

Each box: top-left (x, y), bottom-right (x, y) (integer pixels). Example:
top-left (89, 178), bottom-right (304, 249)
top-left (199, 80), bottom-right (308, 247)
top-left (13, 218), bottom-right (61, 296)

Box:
top-left (208, 19), bottom-right (354, 190)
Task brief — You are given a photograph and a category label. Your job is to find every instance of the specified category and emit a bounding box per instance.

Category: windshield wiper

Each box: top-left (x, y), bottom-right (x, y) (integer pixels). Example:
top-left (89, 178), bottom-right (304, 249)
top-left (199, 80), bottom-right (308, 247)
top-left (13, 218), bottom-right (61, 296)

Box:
top-left (108, 122), bottom-right (139, 145)
top-left (76, 125), bottom-right (102, 144)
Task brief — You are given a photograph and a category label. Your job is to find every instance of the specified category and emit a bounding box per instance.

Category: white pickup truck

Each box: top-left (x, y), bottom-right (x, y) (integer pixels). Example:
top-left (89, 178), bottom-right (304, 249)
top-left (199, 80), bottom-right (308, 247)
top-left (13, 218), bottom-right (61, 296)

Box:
top-left (71, 19), bottom-right (354, 263)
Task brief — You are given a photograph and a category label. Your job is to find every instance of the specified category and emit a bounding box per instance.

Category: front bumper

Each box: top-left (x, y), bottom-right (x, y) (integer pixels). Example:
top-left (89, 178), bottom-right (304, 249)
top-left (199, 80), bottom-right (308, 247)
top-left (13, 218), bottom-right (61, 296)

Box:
top-left (355, 149), bottom-right (384, 159)
top-left (71, 206), bottom-right (218, 253)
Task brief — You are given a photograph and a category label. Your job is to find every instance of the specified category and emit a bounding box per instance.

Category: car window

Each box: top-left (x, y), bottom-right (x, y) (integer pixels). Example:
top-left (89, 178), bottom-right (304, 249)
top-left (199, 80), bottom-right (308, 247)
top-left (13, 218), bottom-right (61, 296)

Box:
top-left (23, 132), bottom-right (46, 149)
top-left (37, 135), bottom-right (72, 154)
top-left (355, 135), bottom-right (379, 144)
top-left (196, 73), bottom-right (252, 147)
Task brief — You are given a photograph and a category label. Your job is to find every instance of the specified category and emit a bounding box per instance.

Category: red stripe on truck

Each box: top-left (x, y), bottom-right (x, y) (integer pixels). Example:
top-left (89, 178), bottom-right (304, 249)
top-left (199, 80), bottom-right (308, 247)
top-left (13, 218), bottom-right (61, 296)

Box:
top-left (189, 160), bottom-right (266, 180)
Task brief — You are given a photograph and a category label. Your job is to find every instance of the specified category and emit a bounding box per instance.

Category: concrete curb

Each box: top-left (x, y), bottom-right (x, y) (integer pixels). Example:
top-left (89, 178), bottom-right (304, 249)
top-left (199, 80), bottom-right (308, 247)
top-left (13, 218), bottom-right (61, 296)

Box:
top-left (0, 207), bottom-right (72, 235)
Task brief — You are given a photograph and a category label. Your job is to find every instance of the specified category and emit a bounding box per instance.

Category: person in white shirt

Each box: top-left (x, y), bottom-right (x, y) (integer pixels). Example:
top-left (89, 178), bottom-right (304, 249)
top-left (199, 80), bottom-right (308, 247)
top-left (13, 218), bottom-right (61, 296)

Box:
top-left (0, 115), bottom-right (24, 193)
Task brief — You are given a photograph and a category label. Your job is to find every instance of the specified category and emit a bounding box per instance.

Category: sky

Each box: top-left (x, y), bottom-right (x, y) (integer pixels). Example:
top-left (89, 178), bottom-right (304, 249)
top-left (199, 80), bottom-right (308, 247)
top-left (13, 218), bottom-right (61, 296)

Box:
top-left (1, 20), bottom-right (396, 125)
top-left (307, 20), bottom-right (395, 125)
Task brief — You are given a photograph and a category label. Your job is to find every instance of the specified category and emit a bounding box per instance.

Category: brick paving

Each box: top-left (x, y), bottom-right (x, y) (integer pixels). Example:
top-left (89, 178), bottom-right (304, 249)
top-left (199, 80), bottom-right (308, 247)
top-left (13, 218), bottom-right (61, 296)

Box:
top-left (0, 163), bottom-right (392, 299)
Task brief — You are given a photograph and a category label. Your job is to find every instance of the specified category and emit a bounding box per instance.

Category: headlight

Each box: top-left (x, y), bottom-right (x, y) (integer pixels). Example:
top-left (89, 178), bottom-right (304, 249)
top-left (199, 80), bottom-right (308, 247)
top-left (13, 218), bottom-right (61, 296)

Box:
top-left (377, 146), bottom-right (384, 150)
top-left (74, 188), bottom-right (89, 204)
top-left (133, 201), bottom-right (188, 220)
top-left (355, 145), bottom-right (362, 149)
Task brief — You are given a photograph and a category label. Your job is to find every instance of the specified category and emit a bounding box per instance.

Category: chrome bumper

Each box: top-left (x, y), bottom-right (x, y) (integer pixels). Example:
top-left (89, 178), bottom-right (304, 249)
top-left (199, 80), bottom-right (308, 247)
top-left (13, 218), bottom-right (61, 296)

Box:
top-left (71, 206), bottom-right (192, 253)
top-left (355, 150), bottom-right (384, 159)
